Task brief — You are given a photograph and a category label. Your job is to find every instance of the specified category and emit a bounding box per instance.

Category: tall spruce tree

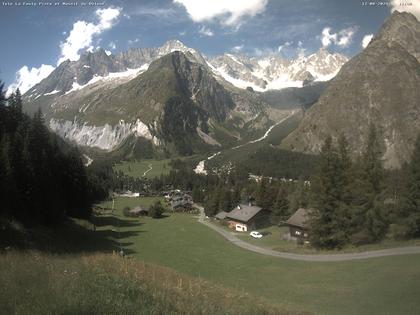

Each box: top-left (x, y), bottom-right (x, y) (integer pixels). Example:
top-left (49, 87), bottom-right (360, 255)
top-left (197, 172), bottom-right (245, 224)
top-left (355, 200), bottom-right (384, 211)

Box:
top-left (357, 124), bottom-right (387, 243)
top-left (403, 133), bottom-right (420, 237)
top-left (309, 136), bottom-right (348, 248)
top-left (270, 186), bottom-right (290, 224)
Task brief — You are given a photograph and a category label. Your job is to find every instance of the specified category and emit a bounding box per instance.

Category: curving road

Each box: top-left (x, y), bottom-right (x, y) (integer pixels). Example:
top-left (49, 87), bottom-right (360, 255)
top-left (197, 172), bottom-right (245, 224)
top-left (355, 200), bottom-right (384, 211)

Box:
top-left (142, 164), bottom-right (153, 177)
top-left (195, 205), bottom-right (420, 262)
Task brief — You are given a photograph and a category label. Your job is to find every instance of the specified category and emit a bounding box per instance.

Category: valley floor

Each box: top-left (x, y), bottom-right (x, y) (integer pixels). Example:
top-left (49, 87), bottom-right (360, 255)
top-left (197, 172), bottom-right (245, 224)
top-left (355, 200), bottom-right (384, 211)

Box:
top-left (90, 197), bottom-right (420, 315)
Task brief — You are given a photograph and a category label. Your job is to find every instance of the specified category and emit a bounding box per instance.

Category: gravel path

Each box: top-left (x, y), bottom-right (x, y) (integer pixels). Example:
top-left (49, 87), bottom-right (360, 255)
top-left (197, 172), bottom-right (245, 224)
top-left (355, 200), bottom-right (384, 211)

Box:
top-left (195, 205), bottom-right (420, 262)
top-left (142, 164), bottom-right (153, 177)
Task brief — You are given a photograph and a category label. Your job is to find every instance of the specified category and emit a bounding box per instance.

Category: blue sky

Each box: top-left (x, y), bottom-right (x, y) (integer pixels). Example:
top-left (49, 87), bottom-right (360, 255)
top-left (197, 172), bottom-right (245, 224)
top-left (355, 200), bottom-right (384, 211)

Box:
top-left (0, 0), bottom-right (415, 92)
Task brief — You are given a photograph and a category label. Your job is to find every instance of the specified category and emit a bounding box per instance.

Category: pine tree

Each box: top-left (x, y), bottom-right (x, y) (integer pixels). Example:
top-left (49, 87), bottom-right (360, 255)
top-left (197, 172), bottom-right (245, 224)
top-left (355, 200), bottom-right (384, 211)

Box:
top-left (360, 124), bottom-right (387, 242)
top-left (270, 186), bottom-right (289, 224)
top-left (309, 136), bottom-right (347, 248)
top-left (403, 133), bottom-right (420, 237)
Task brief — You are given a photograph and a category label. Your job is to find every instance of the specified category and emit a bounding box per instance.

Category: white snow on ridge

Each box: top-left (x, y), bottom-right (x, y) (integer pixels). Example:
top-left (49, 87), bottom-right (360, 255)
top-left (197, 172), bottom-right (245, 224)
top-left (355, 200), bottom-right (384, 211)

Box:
top-left (215, 66), bottom-right (265, 92)
top-left (64, 65), bottom-right (149, 95)
top-left (44, 89), bottom-right (61, 96)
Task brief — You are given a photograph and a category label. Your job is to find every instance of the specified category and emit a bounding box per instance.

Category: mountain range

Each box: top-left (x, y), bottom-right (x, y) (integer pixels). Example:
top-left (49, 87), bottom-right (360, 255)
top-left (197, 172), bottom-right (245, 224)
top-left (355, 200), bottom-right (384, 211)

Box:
top-left (22, 39), bottom-right (345, 155)
top-left (22, 11), bottom-right (420, 167)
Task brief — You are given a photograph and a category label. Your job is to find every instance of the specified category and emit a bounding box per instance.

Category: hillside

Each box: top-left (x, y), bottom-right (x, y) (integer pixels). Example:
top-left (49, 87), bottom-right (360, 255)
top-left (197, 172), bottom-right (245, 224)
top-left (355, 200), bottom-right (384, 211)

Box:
top-left (281, 11), bottom-right (420, 168)
top-left (0, 251), bottom-right (296, 315)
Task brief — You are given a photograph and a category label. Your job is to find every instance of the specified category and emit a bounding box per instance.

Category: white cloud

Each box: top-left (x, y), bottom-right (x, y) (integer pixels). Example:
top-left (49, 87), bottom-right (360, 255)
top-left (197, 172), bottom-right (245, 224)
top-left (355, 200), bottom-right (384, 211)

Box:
top-left (109, 41), bottom-right (117, 50)
top-left (57, 7), bottom-right (121, 64)
top-left (321, 26), bottom-right (356, 48)
top-left (198, 25), bottom-right (214, 36)
top-left (173, 0), bottom-right (268, 25)
top-left (337, 28), bottom-right (355, 47)
top-left (128, 38), bottom-right (139, 45)
top-left (362, 34), bottom-right (374, 48)
top-left (7, 64), bottom-right (55, 94)
top-left (321, 27), bottom-right (337, 47)
top-left (232, 44), bottom-right (244, 52)
top-left (278, 41), bottom-right (292, 52)
top-left (8, 7), bottom-right (121, 94)
top-left (390, 0), bottom-right (420, 19)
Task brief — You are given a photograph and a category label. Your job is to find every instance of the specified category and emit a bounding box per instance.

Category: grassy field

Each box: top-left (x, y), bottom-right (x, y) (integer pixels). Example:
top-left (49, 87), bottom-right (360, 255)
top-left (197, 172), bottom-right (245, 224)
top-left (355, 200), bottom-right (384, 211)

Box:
top-left (0, 251), bottom-right (294, 315)
top-left (93, 197), bottom-right (420, 315)
top-left (114, 159), bottom-right (172, 178)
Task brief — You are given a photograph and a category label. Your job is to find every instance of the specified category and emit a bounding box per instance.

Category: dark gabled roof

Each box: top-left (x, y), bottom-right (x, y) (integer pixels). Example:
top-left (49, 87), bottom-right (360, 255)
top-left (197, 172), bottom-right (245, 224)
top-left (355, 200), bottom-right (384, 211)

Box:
top-left (171, 199), bottom-right (192, 208)
top-left (285, 208), bottom-right (310, 228)
top-left (226, 204), bottom-right (263, 223)
top-left (215, 211), bottom-right (228, 220)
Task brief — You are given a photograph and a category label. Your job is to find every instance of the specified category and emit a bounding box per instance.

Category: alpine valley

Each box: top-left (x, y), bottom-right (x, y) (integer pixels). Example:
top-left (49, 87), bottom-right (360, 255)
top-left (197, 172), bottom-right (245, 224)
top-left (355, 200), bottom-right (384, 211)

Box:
top-left (22, 39), bottom-right (346, 158)
top-left (21, 11), bottom-right (420, 170)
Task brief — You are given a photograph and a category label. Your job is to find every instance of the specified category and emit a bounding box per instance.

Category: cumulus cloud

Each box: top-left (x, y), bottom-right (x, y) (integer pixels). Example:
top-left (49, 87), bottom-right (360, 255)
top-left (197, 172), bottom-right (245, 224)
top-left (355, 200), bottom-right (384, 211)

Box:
top-left (321, 26), bottom-right (356, 48)
top-left (128, 38), bottom-right (140, 45)
top-left (7, 64), bottom-right (55, 95)
top-left (109, 41), bottom-right (117, 50)
top-left (58, 7), bottom-right (121, 64)
top-left (362, 34), bottom-right (374, 48)
top-left (198, 25), bottom-right (214, 36)
top-left (8, 7), bottom-right (121, 95)
top-left (232, 44), bottom-right (244, 52)
top-left (277, 41), bottom-right (291, 52)
top-left (390, 0), bottom-right (420, 19)
top-left (173, 0), bottom-right (268, 25)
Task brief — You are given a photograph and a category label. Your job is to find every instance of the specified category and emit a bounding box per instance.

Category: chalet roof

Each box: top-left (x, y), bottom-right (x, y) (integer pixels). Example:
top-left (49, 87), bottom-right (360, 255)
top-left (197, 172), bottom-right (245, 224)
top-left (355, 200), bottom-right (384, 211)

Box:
top-left (226, 204), bottom-right (263, 223)
top-left (215, 211), bottom-right (228, 220)
top-left (171, 199), bottom-right (192, 208)
top-left (285, 208), bottom-right (310, 228)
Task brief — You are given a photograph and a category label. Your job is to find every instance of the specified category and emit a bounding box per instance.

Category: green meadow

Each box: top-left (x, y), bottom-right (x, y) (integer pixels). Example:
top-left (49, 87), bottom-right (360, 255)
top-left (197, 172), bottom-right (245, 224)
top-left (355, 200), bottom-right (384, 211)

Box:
top-left (114, 159), bottom-right (172, 178)
top-left (91, 197), bottom-right (420, 315)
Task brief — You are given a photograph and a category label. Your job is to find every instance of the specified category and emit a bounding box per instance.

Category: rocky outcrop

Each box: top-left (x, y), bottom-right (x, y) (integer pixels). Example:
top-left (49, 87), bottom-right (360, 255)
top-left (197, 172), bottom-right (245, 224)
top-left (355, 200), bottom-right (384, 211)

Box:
top-left (282, 11), bottom-right (420, 168)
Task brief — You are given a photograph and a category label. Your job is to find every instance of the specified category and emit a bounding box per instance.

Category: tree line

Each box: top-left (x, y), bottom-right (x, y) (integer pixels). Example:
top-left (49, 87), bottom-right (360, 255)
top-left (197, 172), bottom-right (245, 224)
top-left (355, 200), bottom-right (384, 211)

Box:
top-left (0, 83), bottom-right (111, 226)
top-left (309, 126), bottom-right (420, 248)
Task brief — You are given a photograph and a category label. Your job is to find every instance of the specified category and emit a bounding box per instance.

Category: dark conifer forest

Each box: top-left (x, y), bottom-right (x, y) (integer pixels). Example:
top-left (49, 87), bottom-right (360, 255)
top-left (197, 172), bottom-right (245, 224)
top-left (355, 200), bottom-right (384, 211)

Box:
top-left (0, 82), bottom-right (108, 226)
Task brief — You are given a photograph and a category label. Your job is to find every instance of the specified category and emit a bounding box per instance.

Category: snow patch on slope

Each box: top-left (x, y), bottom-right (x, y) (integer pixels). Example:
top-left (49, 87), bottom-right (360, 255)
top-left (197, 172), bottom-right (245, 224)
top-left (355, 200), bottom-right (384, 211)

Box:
top-left (65, 65), bottom-right (148, 95)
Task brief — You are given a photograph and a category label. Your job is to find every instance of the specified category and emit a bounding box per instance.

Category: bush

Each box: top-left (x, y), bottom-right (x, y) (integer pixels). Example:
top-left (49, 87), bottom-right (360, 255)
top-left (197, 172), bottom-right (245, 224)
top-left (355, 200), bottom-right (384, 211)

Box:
top-left (149, 201), bottom-right (164, 218)
top-left (122, 207), bottom-right (131, 217)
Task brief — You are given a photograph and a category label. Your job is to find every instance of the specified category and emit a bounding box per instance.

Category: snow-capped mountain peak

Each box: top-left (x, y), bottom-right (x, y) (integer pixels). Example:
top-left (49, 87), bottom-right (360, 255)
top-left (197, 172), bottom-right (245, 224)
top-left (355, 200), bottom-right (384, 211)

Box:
top-left (207, 48), bottom-right (348, 91)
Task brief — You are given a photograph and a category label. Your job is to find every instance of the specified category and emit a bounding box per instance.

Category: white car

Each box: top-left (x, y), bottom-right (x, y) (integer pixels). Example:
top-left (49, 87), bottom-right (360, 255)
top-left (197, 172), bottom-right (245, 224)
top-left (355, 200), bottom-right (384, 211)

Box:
top-left (250, 231), bottom-right (263, 239)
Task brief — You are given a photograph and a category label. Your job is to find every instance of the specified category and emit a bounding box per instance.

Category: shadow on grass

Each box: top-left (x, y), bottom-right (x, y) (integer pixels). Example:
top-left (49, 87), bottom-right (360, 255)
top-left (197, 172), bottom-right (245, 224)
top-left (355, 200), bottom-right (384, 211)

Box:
top-left (94, 215), bottom-right (144, 228)
top-left (0, 215), bottom-right (146, 256)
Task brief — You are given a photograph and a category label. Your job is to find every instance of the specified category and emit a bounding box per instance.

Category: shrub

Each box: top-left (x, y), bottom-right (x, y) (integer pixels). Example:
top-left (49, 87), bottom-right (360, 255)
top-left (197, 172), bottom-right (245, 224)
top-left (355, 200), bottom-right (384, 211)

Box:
top-left (149, 201), bottom-right (164, 218)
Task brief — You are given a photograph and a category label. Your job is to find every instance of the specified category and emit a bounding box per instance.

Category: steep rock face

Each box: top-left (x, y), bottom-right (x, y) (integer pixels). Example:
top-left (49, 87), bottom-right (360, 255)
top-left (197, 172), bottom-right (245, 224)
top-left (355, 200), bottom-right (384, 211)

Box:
top-left (282, 11), bottom-right (420, 168)
top-left (49, 118), bottom-right (155, 151)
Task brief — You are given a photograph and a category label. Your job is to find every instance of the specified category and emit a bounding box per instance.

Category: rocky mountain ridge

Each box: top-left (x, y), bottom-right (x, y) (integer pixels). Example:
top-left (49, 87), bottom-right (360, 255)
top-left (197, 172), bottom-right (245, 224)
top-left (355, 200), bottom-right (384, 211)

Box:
top-left (281, 11), bottom-right (420, 168)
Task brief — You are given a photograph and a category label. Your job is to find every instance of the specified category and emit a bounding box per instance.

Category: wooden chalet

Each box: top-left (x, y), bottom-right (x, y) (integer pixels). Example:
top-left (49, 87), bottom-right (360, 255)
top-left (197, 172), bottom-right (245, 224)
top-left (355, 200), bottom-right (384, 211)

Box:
top-left (226, 204), bottom-right (269, 232)
top-left (285, 208), bottom-right (310, 238)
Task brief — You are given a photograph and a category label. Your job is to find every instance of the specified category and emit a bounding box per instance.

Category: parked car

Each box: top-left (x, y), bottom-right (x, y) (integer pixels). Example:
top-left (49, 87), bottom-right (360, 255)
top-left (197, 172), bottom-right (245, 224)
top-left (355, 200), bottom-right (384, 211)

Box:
top-left (250, 231), bottom-right (263, 239)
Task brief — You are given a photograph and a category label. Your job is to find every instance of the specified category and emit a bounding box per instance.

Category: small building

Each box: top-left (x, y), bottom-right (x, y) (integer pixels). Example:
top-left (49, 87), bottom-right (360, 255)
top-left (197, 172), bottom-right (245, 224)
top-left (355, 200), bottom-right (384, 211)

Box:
top-left (226, 204), bottom-right (269, 232)
top-left (129, 206), bottom-right (149, 217)
top-left (214, 211), bottom-right (228, 220)
top-left (285, 208), bottom-right (310, 238)
top-left (171, 199), bottom-right (193, 212)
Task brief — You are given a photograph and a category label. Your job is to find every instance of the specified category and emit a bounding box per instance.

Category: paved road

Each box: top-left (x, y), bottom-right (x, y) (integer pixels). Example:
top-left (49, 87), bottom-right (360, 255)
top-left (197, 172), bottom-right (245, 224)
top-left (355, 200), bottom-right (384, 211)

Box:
top-left (194, 205), bottom-right (420, 262)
